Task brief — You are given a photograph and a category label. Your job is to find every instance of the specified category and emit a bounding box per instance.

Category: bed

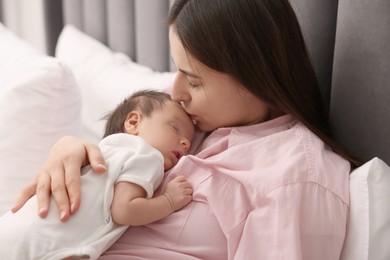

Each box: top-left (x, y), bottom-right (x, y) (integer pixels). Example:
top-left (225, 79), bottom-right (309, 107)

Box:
top-left (0, 0), bottom-right (389, 259)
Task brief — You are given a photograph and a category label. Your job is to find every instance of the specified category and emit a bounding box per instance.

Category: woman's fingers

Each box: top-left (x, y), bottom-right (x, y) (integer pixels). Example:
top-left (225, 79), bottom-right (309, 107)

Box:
top-left (50, 167), bottom-right (70, 221)
top-left (64, 161), bottom-right (82, 214)
top-left (86, 142), bottom-right (107, 173)
top-left (35, 171), bottom-right (52, 217)
top-left (11, 180), bottom-right (37, 213)
top-left (12, 136), bottom-right (105, 221)
top-left (51, 140), bottom-right (106, 219)
top-left (62, 143), bottom-right (106, 215)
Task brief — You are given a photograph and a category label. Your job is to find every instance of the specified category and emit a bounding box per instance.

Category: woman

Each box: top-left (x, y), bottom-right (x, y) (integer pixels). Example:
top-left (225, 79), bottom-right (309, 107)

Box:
top-left (12, 0), bottom-right (361, 259)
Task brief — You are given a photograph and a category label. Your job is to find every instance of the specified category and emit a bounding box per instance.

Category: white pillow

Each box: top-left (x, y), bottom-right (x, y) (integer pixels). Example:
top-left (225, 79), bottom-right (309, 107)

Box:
top-left (340, 157), bottom-right (390, 260)
top-left (55, 25), bottom-right (175, 143)
top-left (0, 24), bottom-right (82, 216)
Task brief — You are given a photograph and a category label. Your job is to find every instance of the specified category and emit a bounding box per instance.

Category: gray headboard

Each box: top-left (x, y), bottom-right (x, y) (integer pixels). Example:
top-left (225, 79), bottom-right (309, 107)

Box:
top-left (46, 0), bottom-right (390, 164)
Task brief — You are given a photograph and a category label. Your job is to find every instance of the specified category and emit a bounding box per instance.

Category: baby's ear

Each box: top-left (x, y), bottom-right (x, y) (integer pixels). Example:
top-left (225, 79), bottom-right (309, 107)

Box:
top-left (124, 111), bottom-right (142, 135)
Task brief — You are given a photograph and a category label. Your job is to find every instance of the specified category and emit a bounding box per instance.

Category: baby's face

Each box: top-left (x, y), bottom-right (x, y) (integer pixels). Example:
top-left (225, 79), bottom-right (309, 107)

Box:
top-left (137, 101), bottom-right (195, 170)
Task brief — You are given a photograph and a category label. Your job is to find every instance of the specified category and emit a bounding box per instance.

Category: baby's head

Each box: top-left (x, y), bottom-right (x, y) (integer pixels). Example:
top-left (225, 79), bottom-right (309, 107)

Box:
top-left (104, 90), bottom-right (194, 170)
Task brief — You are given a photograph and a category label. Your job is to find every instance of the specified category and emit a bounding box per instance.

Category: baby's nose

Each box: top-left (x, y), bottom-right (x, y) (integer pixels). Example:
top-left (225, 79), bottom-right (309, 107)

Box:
top-left (180, 138), bottom-right (190, 152)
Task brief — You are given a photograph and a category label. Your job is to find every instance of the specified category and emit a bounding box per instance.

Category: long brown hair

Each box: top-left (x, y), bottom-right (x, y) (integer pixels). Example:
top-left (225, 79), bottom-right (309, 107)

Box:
top-left (168, 0), bottom-right (362, 168)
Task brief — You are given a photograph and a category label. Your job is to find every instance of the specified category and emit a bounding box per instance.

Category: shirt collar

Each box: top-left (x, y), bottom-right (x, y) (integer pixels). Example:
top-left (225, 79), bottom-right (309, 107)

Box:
top-left (194, 114), bottom-right (297, 158)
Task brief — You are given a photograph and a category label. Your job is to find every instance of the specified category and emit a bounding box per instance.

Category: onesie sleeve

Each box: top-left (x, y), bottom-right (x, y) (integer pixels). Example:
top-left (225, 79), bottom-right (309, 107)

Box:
top-left (230, 182), bottom-right (348, 260)
top-left (100, 134), bottom-right (165, 199)
top-left (116, 151), bottom-right (164, 198)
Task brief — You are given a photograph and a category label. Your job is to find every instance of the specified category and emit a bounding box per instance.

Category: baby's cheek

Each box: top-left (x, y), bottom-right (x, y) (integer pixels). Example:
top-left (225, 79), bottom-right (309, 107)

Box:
top-left (163, 157), bottom-right (173, 171)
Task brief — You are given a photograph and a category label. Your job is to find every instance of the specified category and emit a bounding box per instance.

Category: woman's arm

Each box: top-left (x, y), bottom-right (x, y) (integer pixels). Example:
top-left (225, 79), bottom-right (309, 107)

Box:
top-left (11, 136), bottom-right (106, 222)
top-left (111, 175), bottom-right (193, 226)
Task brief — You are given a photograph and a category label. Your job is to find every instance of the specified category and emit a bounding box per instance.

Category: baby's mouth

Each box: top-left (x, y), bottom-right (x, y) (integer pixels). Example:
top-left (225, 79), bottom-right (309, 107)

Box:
top-left (173, 151), bottom-right (183, 160)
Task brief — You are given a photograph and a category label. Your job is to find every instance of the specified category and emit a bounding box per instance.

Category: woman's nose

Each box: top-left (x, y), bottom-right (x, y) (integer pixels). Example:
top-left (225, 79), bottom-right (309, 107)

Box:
top-left (171, 74), bottom-right (190, 103)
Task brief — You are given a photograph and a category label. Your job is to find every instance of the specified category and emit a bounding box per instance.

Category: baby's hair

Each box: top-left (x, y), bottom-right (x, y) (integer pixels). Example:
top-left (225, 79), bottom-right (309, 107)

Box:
top-left (103, 90), bottom-right (172, 138)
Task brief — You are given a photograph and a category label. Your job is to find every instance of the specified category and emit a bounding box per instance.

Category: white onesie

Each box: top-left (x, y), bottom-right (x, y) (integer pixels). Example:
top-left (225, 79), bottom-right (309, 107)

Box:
top-left (0, 133), bottom-right (164, 260)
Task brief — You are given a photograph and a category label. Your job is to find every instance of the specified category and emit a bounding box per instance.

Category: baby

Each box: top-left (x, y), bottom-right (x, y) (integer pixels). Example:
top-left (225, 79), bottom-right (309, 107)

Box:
top-left (0, 90), bottom-right (194, 260)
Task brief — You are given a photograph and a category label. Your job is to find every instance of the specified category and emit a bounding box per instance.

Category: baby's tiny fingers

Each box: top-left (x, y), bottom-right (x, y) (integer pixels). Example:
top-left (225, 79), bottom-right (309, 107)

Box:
top-left (174, 175), bottom-right (187, 182)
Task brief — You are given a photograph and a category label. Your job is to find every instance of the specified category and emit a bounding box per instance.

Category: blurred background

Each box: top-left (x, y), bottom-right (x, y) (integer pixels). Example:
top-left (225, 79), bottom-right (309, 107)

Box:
top-left (1, 0), bottom-right (389, 164)
top-left (0, 0), bottom-right (63, 55)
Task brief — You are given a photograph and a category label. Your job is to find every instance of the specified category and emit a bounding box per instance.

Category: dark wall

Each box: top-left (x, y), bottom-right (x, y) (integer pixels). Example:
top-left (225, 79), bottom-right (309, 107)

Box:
top-left (43, 0), bottom-right (64, 56)
top-left (0, 0), bottom-right (3, 23)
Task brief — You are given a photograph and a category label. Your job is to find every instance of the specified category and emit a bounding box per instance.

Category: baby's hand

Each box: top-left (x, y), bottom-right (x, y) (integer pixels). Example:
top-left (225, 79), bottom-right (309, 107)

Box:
top-left (163, 175), bottom-right (193, 211)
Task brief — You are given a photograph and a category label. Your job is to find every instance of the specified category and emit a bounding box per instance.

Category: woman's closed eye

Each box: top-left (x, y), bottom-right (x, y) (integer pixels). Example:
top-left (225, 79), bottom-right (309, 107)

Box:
top-left (186, 76), bottom-right (201, 89)
top-left (188, 81), bottom-right (199, 88)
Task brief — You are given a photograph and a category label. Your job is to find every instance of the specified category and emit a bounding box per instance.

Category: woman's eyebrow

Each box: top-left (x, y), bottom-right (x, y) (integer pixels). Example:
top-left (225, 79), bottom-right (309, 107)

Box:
top-left (178, 68), bottom-right (201, 79)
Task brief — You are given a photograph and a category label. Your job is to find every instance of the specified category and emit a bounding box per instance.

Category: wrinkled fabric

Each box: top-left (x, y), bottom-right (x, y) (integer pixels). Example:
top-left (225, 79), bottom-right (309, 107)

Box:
top-left (0, 134), bottom-right (164, 260)
top-left (101, 115), bottom-right (350, 260)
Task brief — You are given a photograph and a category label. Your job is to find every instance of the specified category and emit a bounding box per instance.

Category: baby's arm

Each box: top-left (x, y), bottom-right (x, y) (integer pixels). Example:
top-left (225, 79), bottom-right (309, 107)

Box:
top-left (111, 175), bottom-right (192, 226)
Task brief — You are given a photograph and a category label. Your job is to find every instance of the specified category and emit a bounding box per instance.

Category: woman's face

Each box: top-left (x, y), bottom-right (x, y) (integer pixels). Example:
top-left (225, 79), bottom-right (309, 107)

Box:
top-left (169, 27), bottom-right (271, 132)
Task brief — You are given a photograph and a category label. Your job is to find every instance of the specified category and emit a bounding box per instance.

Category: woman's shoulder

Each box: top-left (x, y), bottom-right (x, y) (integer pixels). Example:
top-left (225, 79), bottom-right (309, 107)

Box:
top-left (292, 121), bottom-right (350, 202)
top-left (209, 116), bottom-right (350, 203)
top-left (192, 115), bottom-right (349, 203)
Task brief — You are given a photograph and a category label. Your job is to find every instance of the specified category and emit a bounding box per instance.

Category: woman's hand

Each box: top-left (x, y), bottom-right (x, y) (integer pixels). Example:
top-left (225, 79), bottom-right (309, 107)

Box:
top-left (11, 136), bottom-right (106, 222)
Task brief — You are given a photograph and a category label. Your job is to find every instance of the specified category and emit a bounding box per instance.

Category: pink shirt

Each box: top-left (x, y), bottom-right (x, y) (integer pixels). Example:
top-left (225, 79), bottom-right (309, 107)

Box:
top-left (100, 115), bottom-right (350, 260)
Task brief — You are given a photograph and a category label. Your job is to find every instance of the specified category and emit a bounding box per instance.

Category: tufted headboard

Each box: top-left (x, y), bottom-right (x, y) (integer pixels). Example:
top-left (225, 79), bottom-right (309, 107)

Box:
top-left (44, 0), bottom-right (389, 164)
